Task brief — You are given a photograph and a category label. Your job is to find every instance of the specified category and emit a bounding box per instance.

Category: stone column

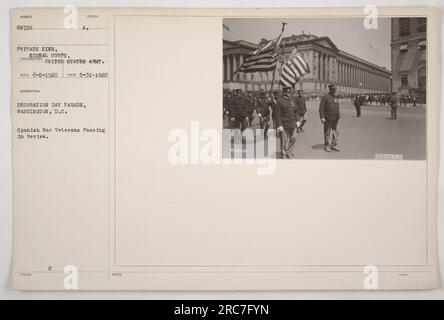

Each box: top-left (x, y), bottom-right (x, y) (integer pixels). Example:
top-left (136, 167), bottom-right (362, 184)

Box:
top-left (368, 71), bottom-right (370, 89)
top-left (351, 65), bottom-right (354, 86)
top-left (233, 54), bottom-right (238, 81)
top-left (342, 62), bottom-right (345, 85)
top-left (361, 68), bottom-right (364, 90)
top-left (340, 62), bottom-right (343, 84)
top-left (355, 66), bottom-right (358, 86)
top-left (369, 71), bottom-right (371, 89)
top-left (325, 54), bottom-right (328, 82)
top-left (364, 70), bottom-right (367, 89)
top-left (226, 54), bottom-right (231, 81)
top-left (319, 53), bottom-right (324, 82)
top-left (232, 55), bottom-right (236, 81)
top-left (343, 63), bottom-right (346, 85)
top-left (356, 67), bottom-right (359, 87)
top-left (326, 55), bottom-right (330, 82)
top-left (346, 64), bottom-right (350, 86)
top-left (234, 54), bottom-right (239, 81)
top-left (238, 55), bottom-right (244, 81)
top-left (338, 61), bottom-right (341, 84)
top-left (326, 54), bottom-right (330, 82)
top-left (357, 67), bottom-right (359, 88)
top-left (363, 70), bottom-right (366, 88)
top-left (329, 55), bottom-right (333, 82)
top-left (324, 55), bottom-right (328, 82)
top-left (312, 51), bottom-right (318, 80)
top-left (223, 55), bottom-right (227, 82)
top-left (351, 65), bottom-right (353, 86)
top-left (307, 50), bottom-right (314, 79)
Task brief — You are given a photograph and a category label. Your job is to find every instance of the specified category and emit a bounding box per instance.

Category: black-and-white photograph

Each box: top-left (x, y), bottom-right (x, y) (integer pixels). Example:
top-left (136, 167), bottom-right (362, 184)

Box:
top-left (223, 17), bottom-right (427, 160)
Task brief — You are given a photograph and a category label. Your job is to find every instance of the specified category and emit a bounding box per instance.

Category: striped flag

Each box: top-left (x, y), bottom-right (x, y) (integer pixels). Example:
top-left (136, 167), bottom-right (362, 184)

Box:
top-left (279, 48), bottom-right (310, 88)
top-left (236, 27), bottom-right (285, 73)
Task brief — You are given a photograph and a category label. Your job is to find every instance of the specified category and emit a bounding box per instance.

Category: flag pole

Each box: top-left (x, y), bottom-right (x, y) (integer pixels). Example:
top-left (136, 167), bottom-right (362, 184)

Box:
top-left (268, 23), bottom-right (286, 158)
top-left (269, 64), bottom-right (278, 97)
top-left (268, 22), bottom-right (286, 97)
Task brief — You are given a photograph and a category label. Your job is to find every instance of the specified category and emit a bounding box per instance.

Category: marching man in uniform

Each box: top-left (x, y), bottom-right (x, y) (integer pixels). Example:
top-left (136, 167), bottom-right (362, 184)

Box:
top-left (390, 92), bottom-right (399, 120)
top-left (274, 87), bottom-right (296, 159)
top-left (270, 89), bottom-right (281, 130)
top-left (228, 89), bottom-right (249, 132)
top-left (353, 94), bottom-right (363, 117)
top-left (256, 89), bottom-right (271, 138)
top-left (246, 91), bottom-right (256, 127)
top-left (319, 84), bottom-right (340, 152)
top-left (294, 89), bottom-right (308, 133)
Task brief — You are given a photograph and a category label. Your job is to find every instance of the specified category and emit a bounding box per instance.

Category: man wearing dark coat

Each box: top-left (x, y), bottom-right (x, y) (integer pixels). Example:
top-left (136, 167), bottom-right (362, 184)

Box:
top-left (246, 92), bottom-right (255, 127)
top-left (319, 84), bottom-right (340, 152)
top-left (228, 89), bottom-right (248, 131)
top-left (256, 90), bottom-right (271, 138)
top-left (354, 94), bottom-right (363, 117)
top-left (275, 87), bottom-right (296, 158)
top-left (294, 89), bottom-right (307, 133)
top-left (390, 92), bottom-right (399, 120)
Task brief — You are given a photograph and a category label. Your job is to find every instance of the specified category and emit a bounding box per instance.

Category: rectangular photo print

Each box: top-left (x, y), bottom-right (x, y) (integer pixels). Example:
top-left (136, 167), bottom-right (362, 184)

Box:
top-left (222, 17), bottom-right (427, 160)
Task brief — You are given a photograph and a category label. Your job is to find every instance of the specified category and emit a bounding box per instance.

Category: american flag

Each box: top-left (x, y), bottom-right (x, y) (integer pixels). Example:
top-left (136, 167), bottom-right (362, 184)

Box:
top-left (236, 28), bottom-right (285, 73)
top-left (279, 48), bottom-right (310, 88)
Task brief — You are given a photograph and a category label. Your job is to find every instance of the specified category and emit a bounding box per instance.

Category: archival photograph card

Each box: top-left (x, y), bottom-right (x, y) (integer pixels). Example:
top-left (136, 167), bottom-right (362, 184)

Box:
top-left (11, 7), bottom-right (438, 290)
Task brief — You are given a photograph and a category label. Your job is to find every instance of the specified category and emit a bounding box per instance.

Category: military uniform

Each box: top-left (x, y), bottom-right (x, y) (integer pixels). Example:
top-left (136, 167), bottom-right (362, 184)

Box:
top-left (270, 96), bottom-right (277, 129)
top-left (390, 94), bottom-right (399, 120)
top-left (275, 93), bottom-right (296, 158)
top-left (246, 94), bottom-right (255, 127)
top-left (228, 91), bottom-right (249, 131)
top-left (319, 92), bottom-right (340, 149)
top-left (353, 94), bottom-right (362, 117)
top-left (294, 93), bottom-right (307, 131)
top-left (256, 96), bottom-right (270, 138)
top-left (223, 94), bottom-right (231, 126)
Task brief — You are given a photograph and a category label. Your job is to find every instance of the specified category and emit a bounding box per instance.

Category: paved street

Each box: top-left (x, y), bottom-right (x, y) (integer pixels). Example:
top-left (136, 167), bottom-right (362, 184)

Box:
top-left (224, 99), bottom-right (426, 160)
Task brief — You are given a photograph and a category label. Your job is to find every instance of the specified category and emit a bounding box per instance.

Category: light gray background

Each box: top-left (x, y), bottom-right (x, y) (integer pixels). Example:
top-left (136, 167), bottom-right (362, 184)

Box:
top-left (1, 0), bottom-right (443, 299)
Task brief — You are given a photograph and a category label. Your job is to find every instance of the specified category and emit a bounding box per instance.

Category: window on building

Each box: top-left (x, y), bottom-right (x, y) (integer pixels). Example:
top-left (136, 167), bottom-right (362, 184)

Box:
top-left (417, 18), bottom-right (426, 33)
top-left (399, 43), bottom-right (408, 54)
top-left (401, 75), bottom-right (409, 88)
top-left (399, 18), bottom-right (410, 37)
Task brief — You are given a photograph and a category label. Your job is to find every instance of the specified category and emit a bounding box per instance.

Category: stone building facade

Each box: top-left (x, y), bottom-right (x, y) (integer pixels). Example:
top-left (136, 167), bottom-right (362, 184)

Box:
top-left (390, 17), bottom-right (426, 102)
top-left (223, 33), bottom-right (391, 96)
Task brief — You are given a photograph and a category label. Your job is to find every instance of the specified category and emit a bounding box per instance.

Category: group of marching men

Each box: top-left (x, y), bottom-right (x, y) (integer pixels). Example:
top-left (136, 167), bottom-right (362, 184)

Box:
top-left (352, 93), bottom-right (418, 107)
top-left (223, 88), bottom-right (308, 132)
top-left (223, 87), bottom-right (309, 159)
top-left (352, 92), bottom-right (402, 120)
top-left (223, 85), bottom-right (408, 158)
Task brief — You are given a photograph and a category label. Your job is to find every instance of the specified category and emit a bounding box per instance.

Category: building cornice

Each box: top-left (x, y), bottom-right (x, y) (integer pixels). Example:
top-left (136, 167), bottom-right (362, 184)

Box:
top-left (391, 34), bottom-right (426, 46)
top-left (224, 34), bottom-right (391, 75)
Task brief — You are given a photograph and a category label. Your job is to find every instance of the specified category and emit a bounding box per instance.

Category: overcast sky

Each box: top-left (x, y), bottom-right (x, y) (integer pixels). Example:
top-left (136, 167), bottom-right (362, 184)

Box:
top-left (223, 18), bottom-right (391, 70)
